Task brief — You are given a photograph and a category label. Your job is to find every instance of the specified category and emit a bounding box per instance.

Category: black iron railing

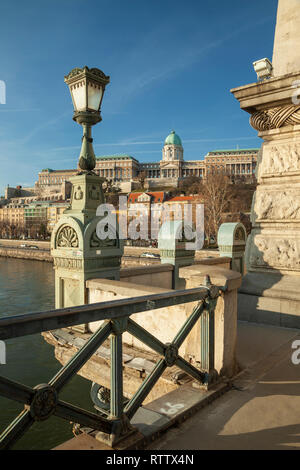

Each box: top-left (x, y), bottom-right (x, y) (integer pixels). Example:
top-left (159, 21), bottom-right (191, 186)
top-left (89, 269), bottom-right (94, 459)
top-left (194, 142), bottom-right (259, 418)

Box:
top-left (0, 276), bottom-right (219, 449)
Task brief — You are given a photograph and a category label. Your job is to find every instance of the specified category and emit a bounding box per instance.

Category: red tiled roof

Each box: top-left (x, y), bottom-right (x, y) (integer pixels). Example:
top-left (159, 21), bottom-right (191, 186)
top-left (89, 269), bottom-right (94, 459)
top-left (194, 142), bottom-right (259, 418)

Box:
top-left (128, 192), bottom-right (165, 203)
top-left (166, 196), bottom-right (194, 202)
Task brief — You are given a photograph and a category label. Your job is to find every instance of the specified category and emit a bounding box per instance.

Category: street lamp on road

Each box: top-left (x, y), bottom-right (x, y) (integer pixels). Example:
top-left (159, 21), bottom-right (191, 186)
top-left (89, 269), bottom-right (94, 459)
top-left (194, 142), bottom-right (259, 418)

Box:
top-left (64, 66), bottom-right (110, 173)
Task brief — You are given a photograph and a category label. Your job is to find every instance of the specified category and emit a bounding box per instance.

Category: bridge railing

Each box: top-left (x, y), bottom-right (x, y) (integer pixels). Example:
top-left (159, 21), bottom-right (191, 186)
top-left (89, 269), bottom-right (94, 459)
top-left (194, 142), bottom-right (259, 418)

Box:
top-left (0, 275), bottom-right (220, 449)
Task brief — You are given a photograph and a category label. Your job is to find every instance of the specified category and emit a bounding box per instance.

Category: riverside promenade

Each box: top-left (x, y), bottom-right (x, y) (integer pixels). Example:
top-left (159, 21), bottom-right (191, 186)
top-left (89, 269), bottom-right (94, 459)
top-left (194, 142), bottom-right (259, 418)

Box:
top-left (0, 240), bottom-right (220, 264)
top-left (0, 239), bottom-right (51, 261)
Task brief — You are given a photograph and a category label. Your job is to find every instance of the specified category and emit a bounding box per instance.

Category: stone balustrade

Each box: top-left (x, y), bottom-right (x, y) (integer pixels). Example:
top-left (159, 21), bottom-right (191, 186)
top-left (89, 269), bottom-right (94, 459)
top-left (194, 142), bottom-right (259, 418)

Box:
top-left (87, 261), bottom-right (241, 379)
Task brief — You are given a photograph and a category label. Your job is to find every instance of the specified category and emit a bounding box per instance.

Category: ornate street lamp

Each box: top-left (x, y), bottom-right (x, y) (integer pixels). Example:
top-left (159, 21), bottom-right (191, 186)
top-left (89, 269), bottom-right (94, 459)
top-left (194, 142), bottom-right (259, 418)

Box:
top-left (64, 66), bottom-right (110, 173)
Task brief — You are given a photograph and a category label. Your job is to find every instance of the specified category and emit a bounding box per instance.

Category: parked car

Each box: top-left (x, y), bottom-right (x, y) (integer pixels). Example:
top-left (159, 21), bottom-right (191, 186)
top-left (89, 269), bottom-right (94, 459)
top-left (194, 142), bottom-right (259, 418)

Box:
top-left (204, 236), bottom-right (218, 248)
top-left (28, 245), bottom-right (39, 250)
top-left (140, 252), bottom-right (160, 259)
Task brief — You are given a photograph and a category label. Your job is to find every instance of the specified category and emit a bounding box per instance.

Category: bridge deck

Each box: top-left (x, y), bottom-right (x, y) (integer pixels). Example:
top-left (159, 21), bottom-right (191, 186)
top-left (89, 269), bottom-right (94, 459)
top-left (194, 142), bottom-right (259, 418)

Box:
top-left (53, 321), bottom-right (300, 450)
top-left (147, 321), bottom-right (300, 450)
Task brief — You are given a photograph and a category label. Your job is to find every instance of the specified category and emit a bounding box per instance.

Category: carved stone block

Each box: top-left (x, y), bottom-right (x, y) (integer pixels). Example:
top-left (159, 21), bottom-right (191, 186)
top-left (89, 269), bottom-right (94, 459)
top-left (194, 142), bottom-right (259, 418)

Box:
top-left (254, 190), bottom-right (300, 221)
top-left (258, 143), bottom-right (300, 178)
top-left (249, 234), bottom-right (300, 271)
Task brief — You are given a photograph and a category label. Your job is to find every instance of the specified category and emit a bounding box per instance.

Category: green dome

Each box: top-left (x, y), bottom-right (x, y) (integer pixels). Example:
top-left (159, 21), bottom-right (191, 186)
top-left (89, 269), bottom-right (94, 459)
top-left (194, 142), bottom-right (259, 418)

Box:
top-left (164, 130), bottom-right (182, 147)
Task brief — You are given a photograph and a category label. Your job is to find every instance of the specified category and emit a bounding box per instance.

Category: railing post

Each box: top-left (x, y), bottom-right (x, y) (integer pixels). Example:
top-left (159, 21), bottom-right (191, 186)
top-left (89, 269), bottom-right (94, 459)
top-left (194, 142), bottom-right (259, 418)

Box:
top-left (181, 266), bottom-right (241, 381)
top-left (200, 307), bottom-right (214, 373)
top-left (198, 276), bottom-right (219, 389)
top-left (110, 331), bottom-right (123, 419)
top-left (95, 318), bottom-right (136, 446)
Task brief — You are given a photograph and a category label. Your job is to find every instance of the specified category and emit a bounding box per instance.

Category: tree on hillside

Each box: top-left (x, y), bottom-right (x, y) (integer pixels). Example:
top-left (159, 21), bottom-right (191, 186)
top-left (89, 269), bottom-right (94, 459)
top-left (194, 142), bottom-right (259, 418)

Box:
top-left (199, 173), bottom-right (232, 239)
top-left (34, 183), bottom-right (44, 200)
top-left (223, 211), bottom-right (252, 235)
top-left (178, 176), bottom-right (201, 195)
top-left (229, 182), bottom-right (256, 213)
top-left (137, 171), bottom-right (147, 190)
top-left (102, 179), bottom-right (112, 194)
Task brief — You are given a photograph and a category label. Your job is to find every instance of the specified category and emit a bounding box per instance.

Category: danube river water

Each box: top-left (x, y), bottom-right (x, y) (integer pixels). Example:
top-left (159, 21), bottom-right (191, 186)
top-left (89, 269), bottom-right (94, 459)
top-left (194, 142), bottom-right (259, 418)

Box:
top-left (0, 258), bottom-right (93, 450)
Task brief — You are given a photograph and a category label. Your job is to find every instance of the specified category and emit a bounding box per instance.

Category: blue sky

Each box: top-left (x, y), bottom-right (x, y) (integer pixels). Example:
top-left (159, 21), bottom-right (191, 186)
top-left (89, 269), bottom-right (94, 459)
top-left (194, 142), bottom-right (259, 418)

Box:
top-left (0, 0), bottom-right (278, 195)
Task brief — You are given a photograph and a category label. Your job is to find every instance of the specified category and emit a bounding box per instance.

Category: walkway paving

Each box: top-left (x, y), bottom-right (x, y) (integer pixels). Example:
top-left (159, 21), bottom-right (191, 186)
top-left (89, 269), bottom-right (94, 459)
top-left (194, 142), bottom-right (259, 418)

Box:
top-left (147, 321), bottom-right (300, 450)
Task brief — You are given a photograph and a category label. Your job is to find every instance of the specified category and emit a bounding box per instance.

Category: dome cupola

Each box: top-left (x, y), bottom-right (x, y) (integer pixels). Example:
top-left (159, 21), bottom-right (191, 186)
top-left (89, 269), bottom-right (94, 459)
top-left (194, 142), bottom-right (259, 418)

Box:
top-left (162, 130), bottom-right (183, 162)
top-left (164, 130), bottom-right (182, 147)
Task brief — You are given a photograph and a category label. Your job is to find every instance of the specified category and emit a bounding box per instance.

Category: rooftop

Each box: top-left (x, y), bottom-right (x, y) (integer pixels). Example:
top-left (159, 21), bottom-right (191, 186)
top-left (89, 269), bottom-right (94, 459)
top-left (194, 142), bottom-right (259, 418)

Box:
top-left (128, 191), bottom-right (165, 204)
top-left (40, 169), bottom-right (76, 173)
top-left (167, 196), bottom-right (194, 202)
top-left (96, 154), bottom-right (139, 163)
top-left (207, 149), bottom-right (259, 156)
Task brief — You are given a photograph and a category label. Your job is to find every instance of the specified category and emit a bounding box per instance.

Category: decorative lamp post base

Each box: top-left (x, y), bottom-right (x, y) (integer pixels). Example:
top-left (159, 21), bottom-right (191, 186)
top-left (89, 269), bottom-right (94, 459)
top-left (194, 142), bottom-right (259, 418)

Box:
top-left (72, 111), bottom-right (102, 174)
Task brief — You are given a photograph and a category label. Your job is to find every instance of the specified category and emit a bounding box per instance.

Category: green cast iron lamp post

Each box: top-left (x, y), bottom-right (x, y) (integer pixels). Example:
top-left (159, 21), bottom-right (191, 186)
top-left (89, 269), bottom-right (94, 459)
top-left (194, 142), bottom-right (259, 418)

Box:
top-left (64, 66), bottom-right (110, 173)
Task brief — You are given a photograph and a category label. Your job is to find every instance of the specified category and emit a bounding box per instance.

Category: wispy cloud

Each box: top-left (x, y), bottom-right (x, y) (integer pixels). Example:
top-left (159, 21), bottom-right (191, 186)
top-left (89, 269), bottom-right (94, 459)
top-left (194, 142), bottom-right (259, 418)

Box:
top-left (43, 158), bottom-right (76, 163)
top-left (183, 136), bottom-right (259, 143)
top-left (0, 107), bottom-right (40, 112)
top-left (44, 135), bottom-right (258, 154)
top-left (20, 110), bottom-right (69, 144)
top-left (105, 15), bottom-right (273, 112)
top-left (47, 149), bottom-right (162, 163)
top-left (96, 141), bottom-right (162, 146)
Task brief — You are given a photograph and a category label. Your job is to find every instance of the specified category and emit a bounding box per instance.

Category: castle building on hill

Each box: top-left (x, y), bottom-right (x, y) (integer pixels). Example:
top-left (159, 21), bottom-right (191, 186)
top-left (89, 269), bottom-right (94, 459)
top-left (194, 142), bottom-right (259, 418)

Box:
top-left (36, 131), bottom-right (258, 191)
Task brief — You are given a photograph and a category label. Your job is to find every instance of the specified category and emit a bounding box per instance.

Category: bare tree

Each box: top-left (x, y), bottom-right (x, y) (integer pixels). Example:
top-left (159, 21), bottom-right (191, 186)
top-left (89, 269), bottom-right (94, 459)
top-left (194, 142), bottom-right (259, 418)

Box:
top-left (178, 176), bottom-right (201, 195)
top-left (199, 173), bottom-right (232, 239)
top-left (229, 182), bottom-right (256, 213)
top-left (0, 220), bottom-right (27, 239)
top-left (34, 183), bottom-right (44, 200)
top-left (102, 179), bottom-right (112, 194)
top-left (137, 171), bottom-right (147, 190)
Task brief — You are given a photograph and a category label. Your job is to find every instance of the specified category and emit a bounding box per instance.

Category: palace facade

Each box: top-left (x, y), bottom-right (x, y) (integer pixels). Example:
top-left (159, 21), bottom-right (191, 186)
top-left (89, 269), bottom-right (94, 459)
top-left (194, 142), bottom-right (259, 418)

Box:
top-left (36, 131), bottom-right (258, 191)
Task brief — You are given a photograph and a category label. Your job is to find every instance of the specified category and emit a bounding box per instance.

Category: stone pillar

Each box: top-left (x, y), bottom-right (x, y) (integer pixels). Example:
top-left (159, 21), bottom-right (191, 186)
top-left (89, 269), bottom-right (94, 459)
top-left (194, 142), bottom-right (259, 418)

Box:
top-left (231, 0), bottom-right (300, 327)
top-left (158, 220), bottom-right (195, 289)
top-left (217, 223), bottom-right (247, 274)
top-left (272, 0), bottom-right (300, 77)
top-left (51, 173), bottom-right (123, 330)
top-left (179, 265), bottom-right (241, 378)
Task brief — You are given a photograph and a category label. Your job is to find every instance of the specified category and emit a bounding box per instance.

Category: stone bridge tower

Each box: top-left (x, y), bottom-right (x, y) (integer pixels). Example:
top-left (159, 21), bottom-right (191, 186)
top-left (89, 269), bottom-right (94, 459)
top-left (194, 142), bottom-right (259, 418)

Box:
top-left (231, 0), bottom-right (300, 327)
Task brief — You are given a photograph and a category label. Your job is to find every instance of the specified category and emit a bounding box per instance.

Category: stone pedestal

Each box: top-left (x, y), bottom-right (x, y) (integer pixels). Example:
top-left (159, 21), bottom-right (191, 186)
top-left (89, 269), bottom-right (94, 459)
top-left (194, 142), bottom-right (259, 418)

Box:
top-left (231, 2), bottom-right (300, 326)
top-left (51, 173), bottom-right (123, 329)
top-left (217, 223), bottom-right (247, 274)
top-left (179, 265), bottom-right (241, 378)
top-left (158, 220), bottom-right (195, 289)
